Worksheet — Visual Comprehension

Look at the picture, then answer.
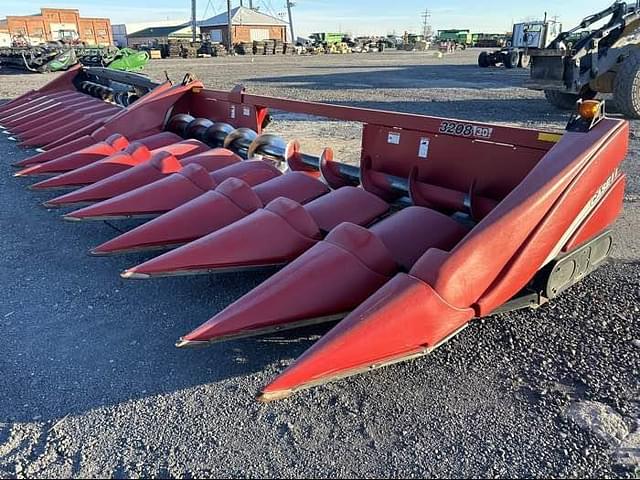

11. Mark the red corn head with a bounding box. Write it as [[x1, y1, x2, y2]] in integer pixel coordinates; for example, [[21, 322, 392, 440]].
[[91, 172, 330, 255], [15, 136, 102, 167], [14, 131, 181, 169], [18, 108, 118, 148], [15, 134, 130, 177], [0, 92, 72, 120], [4, 97, 98, 134], [16, 134, 193, 177], [0, 92, 85, 126], [0, 92, 77, 119], [32, 140, 218, 191], [258, 273, 475, 401], [30, 143, 152, 190], [122, 186, 390, 279], [64, 160, 282, 221], [46, 147, 205, 209], [176, 206, 470, 346], [16, 103, 116, 143], [8, 100, 97, 135]]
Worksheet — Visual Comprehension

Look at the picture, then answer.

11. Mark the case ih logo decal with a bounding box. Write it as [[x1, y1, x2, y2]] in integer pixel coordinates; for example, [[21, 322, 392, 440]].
[[439, 121, 493, 139]]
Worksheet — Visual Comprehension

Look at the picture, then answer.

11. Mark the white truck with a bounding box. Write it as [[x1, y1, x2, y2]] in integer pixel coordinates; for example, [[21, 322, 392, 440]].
[[478, 18, 562, 68]]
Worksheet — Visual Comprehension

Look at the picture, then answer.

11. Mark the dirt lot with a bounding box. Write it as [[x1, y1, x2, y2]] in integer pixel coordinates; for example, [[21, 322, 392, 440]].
[[0, 49, 639, 478]]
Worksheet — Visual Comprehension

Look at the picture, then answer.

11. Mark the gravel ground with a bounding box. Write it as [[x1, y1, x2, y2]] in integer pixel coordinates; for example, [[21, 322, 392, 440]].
[[0, 49, 638, 478]]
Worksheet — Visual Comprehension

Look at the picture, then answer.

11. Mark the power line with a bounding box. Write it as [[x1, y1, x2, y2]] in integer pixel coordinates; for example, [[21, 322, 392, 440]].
[[421, 8, 432, 38], [201, 0, 215, 19], [260, 0, 277, 16]]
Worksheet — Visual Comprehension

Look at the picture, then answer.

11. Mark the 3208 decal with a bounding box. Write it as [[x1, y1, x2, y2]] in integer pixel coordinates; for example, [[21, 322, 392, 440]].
[[438, 121, 493, 139]]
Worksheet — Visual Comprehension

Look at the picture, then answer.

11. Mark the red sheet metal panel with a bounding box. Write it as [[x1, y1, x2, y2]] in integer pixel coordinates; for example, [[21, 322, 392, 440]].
[[562, 175, 625, 252], [360, 124, 546, 201], [409, 119, 628, 313]]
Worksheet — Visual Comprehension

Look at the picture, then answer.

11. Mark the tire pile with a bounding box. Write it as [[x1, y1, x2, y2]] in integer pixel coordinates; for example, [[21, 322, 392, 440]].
[[198, 42, 228, 57], [167, 40, 200, 59], [234, 40, 291, 55], [236, 42, 254, 55]]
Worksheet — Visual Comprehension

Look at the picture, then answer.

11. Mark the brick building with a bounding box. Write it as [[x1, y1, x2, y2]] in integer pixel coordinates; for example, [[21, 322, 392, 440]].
[[0, 8, 112, 46], [199, 7, 287, 45]]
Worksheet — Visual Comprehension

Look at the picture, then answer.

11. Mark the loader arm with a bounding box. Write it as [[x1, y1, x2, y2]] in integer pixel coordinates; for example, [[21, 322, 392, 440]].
[[527, 2, 640, 93]]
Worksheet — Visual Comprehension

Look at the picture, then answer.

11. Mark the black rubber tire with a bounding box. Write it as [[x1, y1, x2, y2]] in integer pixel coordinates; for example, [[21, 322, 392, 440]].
[[519, 53, 531, 69], [613, 52, 640, 119], [478, 51, 490, 68], [503, 50, 519, 69], [544, 90, 581, 110]]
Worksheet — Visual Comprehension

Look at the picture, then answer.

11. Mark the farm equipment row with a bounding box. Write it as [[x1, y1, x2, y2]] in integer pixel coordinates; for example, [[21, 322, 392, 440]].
[[2, 66, 628, 401], [0, 44, 149, 73]]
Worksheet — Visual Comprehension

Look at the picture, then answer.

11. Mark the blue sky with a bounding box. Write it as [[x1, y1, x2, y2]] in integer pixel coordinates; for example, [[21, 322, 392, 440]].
[[2, 0, 614, 35]]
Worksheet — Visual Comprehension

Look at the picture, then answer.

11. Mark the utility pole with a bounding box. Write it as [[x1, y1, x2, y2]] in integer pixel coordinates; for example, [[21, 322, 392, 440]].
[[227, 0, 233, 53], [421, 8, 432, 39], [287, 1, 295, 44], [191, 0, 197, 42], [249, 0, 253, 8]]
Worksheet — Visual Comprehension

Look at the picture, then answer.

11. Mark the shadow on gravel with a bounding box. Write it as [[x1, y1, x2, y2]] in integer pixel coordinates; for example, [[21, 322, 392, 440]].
[[2, 253, 334, 423], [249, 64, 531, 90], [1, 141, 337, 423]]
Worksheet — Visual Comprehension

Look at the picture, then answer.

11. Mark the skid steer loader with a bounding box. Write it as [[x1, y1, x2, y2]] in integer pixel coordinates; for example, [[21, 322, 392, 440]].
[[526, 1, 640, 118]]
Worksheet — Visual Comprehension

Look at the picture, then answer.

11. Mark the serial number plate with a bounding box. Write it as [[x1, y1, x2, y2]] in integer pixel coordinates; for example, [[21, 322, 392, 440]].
[[438, 121, 493, 139]]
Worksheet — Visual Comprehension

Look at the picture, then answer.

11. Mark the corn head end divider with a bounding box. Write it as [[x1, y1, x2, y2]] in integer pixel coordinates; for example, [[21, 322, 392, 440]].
[[2, 67, 629, 401]]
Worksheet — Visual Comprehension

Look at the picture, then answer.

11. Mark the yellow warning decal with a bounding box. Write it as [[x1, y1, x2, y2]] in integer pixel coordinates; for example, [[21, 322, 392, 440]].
[[538, 133, 563, 143]]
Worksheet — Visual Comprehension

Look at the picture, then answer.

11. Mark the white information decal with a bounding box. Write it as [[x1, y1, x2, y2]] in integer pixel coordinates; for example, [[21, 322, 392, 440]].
[[439, 121, 493, 139], [230, 106, 236, 119], [387, 132, 401, 144], [418, 137, 430, 158], [243, 106, 251, 117]]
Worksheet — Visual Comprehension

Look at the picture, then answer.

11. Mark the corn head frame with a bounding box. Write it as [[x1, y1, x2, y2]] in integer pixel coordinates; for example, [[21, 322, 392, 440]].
[[2, 67, 629, 401]]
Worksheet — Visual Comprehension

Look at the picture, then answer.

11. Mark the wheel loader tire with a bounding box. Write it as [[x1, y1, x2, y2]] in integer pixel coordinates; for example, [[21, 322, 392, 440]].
[[478, 51, 490, 68], [519, 53, 531, 69], [503, 51, 519, 69], [544, 90, 581, 110], [613, 52, 640, 119]]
